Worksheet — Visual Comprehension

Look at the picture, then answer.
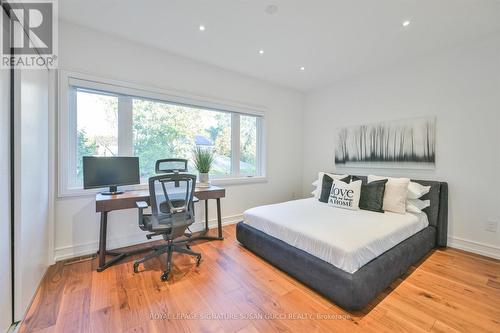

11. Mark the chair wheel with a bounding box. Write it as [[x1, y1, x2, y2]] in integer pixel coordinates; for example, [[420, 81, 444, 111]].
[[133, 262, 139, 273], [160, 272, 169, 281], [196, 255, 202, 266]]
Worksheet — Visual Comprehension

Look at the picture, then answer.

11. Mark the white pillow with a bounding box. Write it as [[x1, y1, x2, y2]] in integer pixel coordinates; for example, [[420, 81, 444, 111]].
[[406, 199, 430, 214], [368, 175, 410, 214], [328, 179, 362, 210], [313, 172, 349, 199], [408, 182, 431, 199], [310, 180, 319, 197]]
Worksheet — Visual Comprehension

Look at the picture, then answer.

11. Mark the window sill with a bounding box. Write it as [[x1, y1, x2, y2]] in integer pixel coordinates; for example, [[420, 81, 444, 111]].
[[58, 176, 268, 198], [210, 176, 267, 186]]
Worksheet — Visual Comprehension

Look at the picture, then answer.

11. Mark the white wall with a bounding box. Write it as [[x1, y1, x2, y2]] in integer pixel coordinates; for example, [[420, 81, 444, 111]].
[[14, 68, 50, 319], [302, 34, 500, 258], [53, 21, 304, 261], [0, 54, 12, 333]]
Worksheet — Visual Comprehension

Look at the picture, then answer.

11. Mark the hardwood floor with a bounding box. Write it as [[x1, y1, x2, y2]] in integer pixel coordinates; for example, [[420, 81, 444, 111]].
[[19, 224, 500, 333]]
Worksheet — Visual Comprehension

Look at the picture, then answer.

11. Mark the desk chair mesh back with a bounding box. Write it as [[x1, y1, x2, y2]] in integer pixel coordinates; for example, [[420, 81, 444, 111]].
[[154, 158, 196, 213], [134, 173, 201, 281]]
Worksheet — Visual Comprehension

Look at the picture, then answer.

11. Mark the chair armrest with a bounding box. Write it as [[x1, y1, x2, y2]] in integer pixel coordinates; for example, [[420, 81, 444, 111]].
[[136, 201, 149, 209], [136, 201, 150, 230]]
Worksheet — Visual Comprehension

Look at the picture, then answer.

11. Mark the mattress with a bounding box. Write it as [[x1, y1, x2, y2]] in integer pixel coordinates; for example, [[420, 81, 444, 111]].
[[243, 198, 429, 273]]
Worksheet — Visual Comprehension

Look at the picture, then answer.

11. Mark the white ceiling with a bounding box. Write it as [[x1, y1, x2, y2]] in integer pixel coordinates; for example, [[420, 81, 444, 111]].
[[60, 0, 500, 92]]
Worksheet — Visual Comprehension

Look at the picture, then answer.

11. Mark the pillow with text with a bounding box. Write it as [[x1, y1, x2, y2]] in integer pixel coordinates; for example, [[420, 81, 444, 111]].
[[328, 179, 362, 210]]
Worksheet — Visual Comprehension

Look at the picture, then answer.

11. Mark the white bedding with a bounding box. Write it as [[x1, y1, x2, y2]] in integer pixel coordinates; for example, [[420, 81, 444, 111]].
[[243, 198, 429, 273]]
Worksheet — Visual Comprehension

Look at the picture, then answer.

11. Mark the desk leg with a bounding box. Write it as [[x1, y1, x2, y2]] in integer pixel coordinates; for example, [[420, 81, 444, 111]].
[[205, 200, 209, 231], [96, 211, 151, 272], [216, 198, 223, 239], [183, 198, 224, 243], [97, 212, 108, 270]]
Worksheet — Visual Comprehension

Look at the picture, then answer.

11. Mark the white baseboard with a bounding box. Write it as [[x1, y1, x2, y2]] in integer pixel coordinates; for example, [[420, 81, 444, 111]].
[[447, 236, 500, 259], [53, 214, 243, 262]]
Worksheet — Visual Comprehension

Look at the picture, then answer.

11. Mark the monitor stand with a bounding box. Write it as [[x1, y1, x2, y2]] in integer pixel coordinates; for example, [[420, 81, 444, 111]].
[[101, 186, 124, 196]]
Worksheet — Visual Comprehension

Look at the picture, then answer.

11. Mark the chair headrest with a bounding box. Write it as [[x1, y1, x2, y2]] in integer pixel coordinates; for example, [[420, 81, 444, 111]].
[[155, 158, 188, 174]]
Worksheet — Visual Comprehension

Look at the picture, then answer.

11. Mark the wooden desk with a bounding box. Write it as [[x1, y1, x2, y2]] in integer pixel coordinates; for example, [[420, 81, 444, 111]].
[[95, 185, 226, 272]]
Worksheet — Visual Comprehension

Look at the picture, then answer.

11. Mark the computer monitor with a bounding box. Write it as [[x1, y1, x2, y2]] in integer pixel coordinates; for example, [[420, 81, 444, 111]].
[[83, 156, 140, 195]]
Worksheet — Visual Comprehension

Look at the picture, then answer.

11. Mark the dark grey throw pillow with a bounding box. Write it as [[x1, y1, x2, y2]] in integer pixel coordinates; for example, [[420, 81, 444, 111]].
[[319, 175, 351, 203], [352, 176, 387, 213]]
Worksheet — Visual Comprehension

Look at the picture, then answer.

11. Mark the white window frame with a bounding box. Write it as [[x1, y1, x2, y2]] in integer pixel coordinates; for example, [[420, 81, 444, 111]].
[[58, 70, 267, 197]]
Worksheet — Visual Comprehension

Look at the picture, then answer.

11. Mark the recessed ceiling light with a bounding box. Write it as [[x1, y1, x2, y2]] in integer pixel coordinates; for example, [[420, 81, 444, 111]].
[[265, 5, 278, 15], [199, 25, 206, 31], [300, 66, 305, 71], [402, 20, 410, 27], [259, 49, 264, 55]]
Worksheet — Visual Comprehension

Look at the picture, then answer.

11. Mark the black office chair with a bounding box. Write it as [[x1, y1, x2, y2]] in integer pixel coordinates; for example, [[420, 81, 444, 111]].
[[134, 173, 201, 281], [154, 158, 198, 213]]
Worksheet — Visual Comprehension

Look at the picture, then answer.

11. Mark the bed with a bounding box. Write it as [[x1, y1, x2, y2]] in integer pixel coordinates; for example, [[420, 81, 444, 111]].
[[236, 177, 448, 311]]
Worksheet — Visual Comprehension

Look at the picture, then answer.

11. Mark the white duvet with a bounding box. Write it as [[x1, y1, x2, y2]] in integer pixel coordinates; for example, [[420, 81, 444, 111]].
[[243, 198, 428, 273]]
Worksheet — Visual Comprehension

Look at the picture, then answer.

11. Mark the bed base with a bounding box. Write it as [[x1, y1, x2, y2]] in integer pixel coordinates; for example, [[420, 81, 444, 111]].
[[236, 222, 436, 311], [236, 178, 447, 310]]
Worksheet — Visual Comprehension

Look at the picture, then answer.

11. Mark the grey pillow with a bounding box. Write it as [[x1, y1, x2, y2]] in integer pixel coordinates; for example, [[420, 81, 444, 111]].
[[352, 176, 387, 213], [319, 174, 350, 203]]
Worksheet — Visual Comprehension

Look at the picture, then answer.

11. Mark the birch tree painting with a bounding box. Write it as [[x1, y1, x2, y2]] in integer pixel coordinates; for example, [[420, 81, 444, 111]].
[[335, 117, 436, 169]]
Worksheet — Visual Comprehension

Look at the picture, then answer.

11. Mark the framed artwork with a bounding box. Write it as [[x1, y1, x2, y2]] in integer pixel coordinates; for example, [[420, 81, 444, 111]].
[[335, 117, 436, 169]]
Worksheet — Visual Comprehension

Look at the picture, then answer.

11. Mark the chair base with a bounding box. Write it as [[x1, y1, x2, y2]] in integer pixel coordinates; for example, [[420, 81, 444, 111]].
[[133, 241, 202, 281]]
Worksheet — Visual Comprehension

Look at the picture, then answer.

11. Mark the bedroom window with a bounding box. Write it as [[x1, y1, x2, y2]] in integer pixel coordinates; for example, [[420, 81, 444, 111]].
[[240, 115, 259, 175], [75, 89, 118, 183], [131, 98, 233, 178], [59, 72, 266, 196]]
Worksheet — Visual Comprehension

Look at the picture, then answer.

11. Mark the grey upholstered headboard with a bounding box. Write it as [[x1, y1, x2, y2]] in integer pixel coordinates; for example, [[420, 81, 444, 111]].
[[347, 175, 448, 247]]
